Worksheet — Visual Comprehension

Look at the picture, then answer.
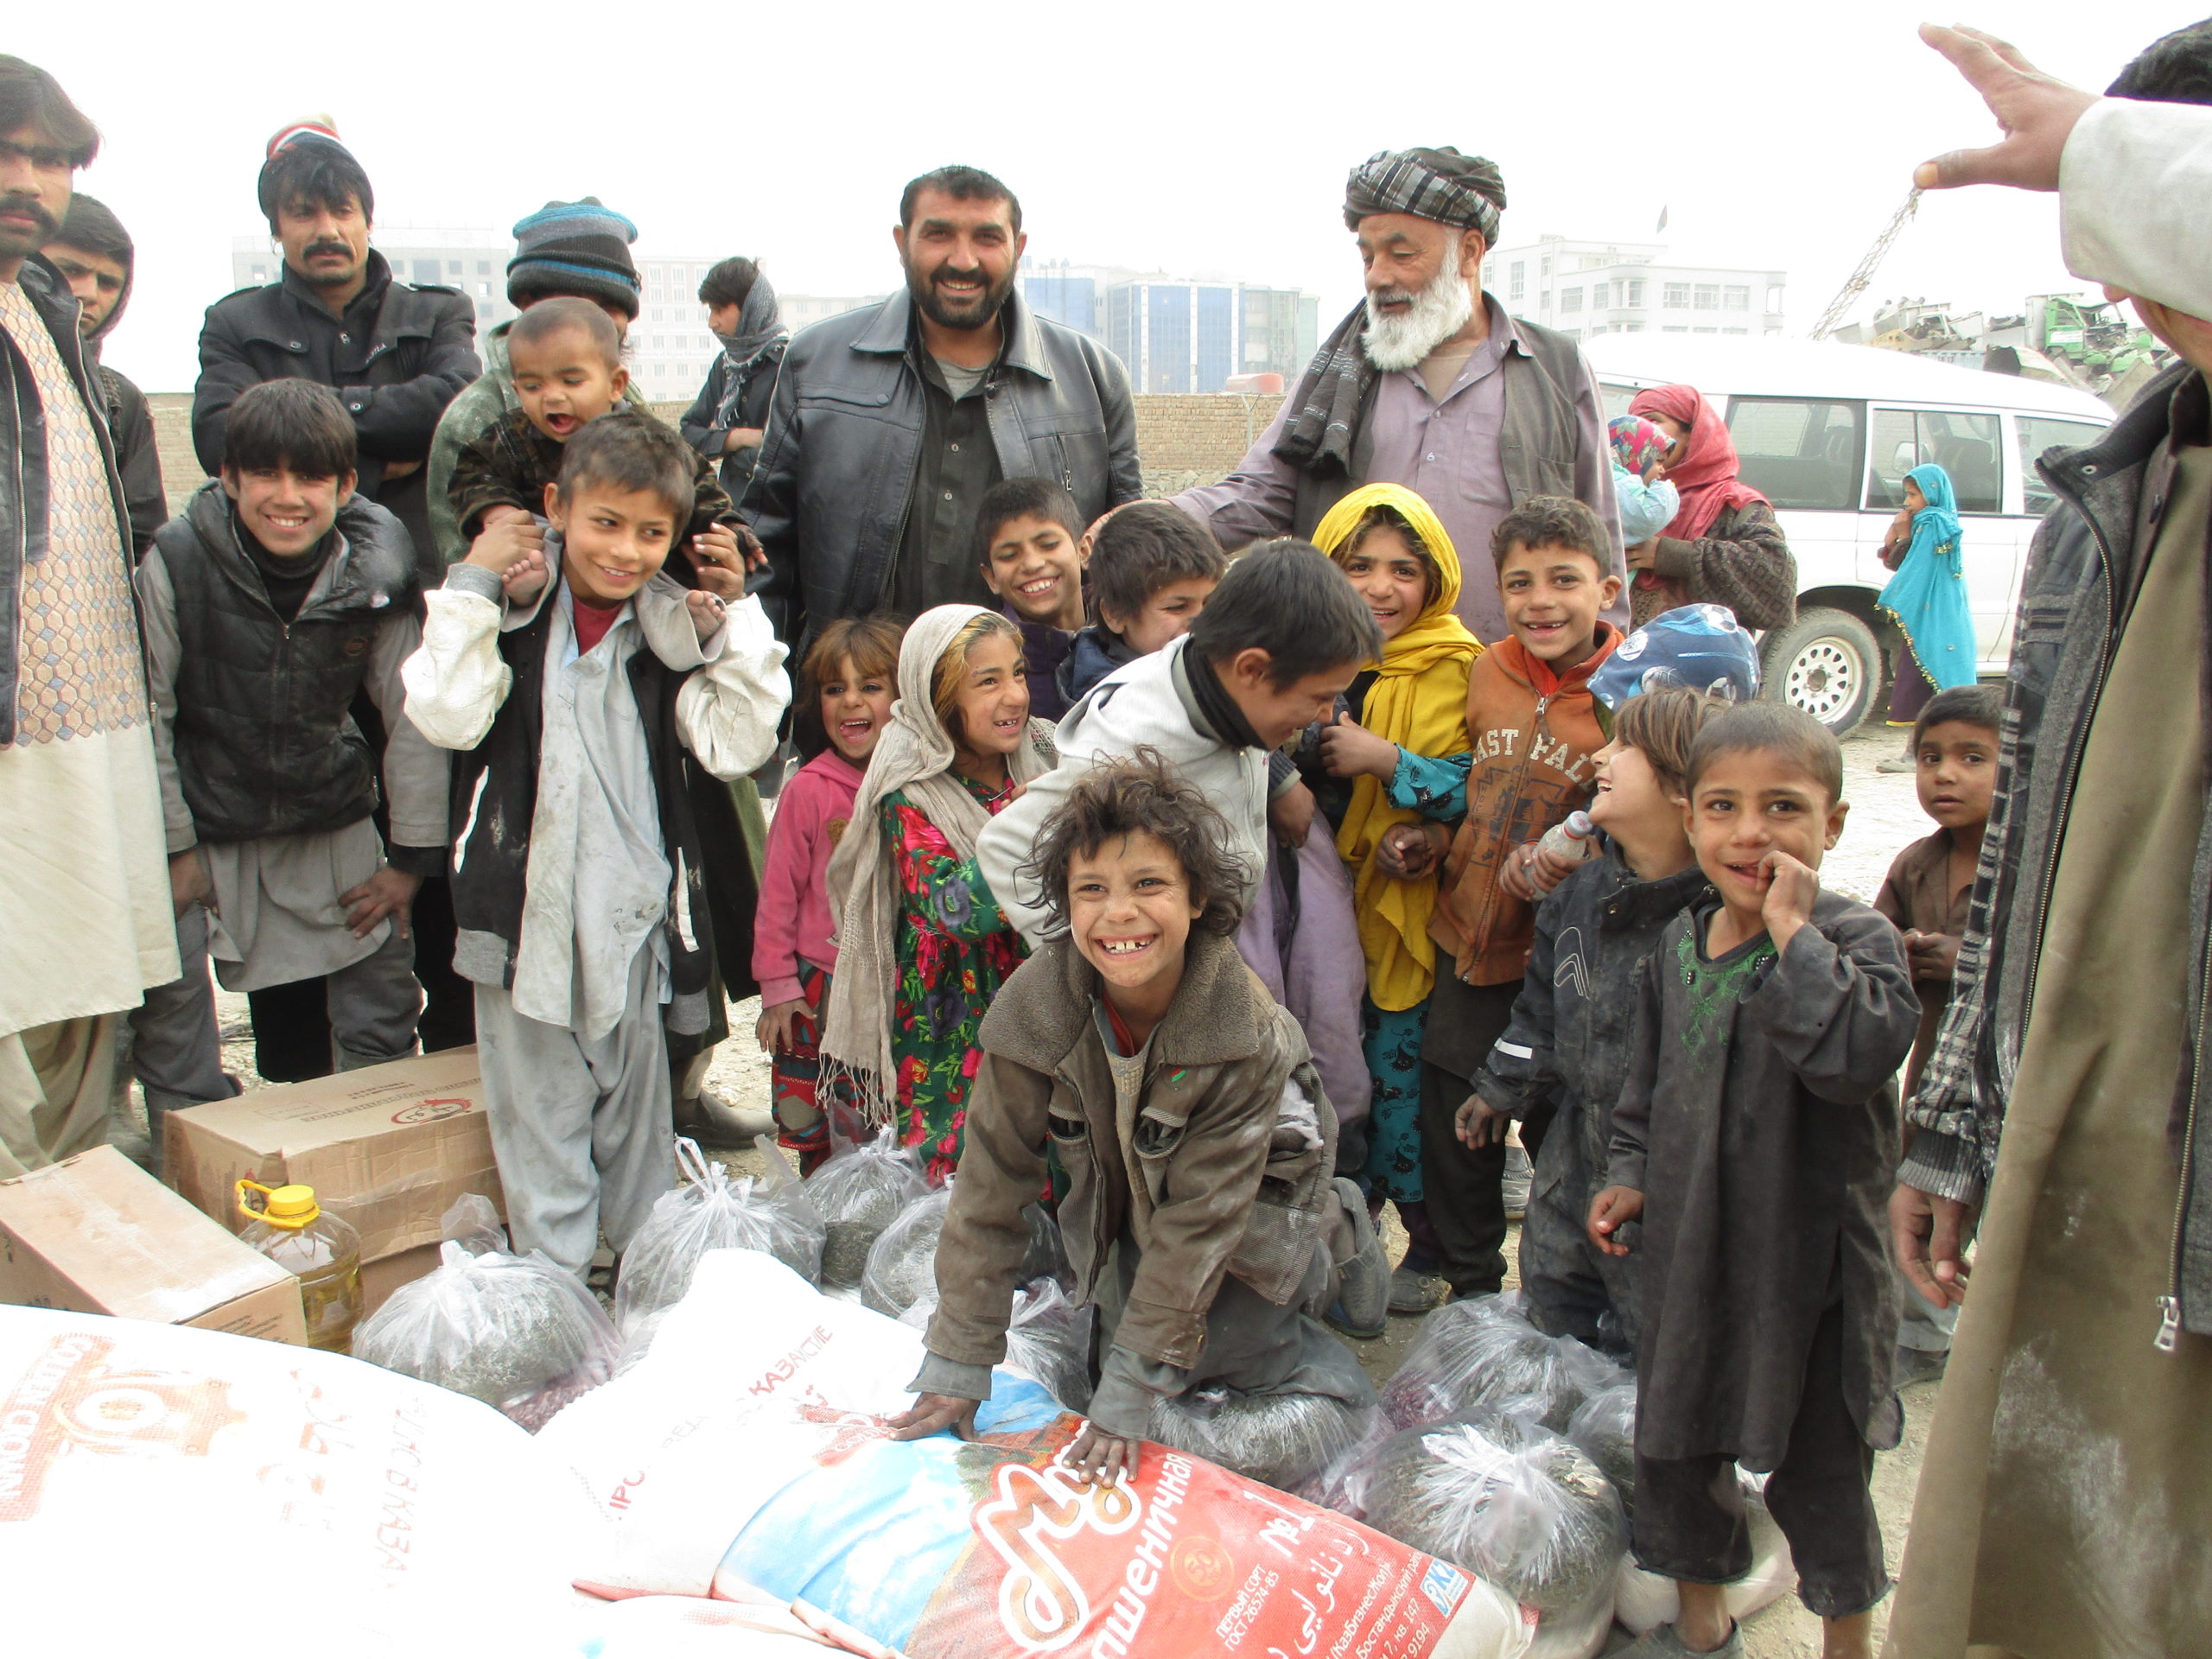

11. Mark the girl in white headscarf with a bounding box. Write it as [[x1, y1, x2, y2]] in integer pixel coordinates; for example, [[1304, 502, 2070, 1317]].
[[821, 605, 1056, 1179]]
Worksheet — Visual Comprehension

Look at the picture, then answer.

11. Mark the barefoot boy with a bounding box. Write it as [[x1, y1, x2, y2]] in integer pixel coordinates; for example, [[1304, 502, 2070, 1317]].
[[1589, 703, 1918, 1659]]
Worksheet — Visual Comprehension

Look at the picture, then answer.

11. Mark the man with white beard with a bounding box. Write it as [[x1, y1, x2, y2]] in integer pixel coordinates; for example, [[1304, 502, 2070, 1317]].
[[1175, 147, 1620, 641]]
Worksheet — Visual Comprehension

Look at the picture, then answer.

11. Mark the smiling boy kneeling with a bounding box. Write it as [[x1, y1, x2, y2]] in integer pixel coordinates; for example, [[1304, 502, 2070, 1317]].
[[893, 754, 1384, 1480], [403, 411, 789, 1278]]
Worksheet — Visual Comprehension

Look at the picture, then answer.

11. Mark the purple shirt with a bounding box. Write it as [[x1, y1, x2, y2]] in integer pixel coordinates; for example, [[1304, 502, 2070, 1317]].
[[1173, 297, 1624, 643]]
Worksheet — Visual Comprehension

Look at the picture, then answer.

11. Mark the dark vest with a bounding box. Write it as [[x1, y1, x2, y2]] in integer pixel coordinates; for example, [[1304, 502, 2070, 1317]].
[[444, 586, 722, 1020], [156, 485, 416, 843], [1290, 316, 1588, 539]]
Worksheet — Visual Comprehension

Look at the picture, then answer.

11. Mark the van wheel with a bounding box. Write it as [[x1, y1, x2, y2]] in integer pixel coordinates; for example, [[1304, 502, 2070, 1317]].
[[1761, 608, 1882, 735]]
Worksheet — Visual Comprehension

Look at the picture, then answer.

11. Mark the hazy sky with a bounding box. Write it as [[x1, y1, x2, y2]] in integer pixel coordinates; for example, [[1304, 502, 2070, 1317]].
[[13, 1, 2196, 393]]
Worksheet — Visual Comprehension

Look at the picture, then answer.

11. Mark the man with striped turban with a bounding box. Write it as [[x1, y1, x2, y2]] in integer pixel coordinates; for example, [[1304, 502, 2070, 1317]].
[[1175, 145, 1622, 643]]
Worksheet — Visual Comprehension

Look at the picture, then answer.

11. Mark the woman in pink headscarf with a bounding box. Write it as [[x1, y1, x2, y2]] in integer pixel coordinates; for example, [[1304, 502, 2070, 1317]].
[[1624, 385, 1798, 631]]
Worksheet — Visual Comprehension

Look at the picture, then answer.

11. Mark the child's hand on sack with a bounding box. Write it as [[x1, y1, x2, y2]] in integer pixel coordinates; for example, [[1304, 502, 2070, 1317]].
[[888, 1393, 982, 1443], [467, 514, 544, 577], [1587, 1185, 1644, 1257], [1317, 713, 1399, 779], [1065, 1422, 1141, 1486], [1904, 929, 1960, 981], [1456, 1097, 1511, 1148], [1758, 849, 1821, 948], [685, 588, 732, 641], [500, 546, 550, 605], [756, 998, 806, 1054]]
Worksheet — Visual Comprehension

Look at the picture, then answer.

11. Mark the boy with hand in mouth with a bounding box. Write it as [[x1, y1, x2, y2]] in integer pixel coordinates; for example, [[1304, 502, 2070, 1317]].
[[895, 755, 1380, 1481], [974, 476, 1088, 721], [447, 297, 755, 601], [1588, 703, 1917, 1659], [404, 412, 789, 1276]]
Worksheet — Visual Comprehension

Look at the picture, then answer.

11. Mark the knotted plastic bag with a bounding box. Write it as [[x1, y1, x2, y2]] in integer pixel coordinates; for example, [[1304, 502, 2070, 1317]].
[[353, 1198, 620, 1433], [1565, 1381, 1638, 1515], [902, 1277, 1096, 1412], [617, 1137, 825, 1336], [1149, 1385, 1382, 1492], [1381, 1293, 1627, 1433], [861, 1185, 1067, 1317], [1360, 1411, 1627, 1658], [805, 1128, 931, 1288]]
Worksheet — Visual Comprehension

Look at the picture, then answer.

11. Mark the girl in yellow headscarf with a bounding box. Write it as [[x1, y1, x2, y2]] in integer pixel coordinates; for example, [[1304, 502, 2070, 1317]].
[[1308, 484, 1480, 1309]]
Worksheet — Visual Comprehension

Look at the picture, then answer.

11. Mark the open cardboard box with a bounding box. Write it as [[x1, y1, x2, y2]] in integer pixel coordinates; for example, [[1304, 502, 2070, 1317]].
[[168, 1048, 505, 1270], [0, 1146, 306, 1343]]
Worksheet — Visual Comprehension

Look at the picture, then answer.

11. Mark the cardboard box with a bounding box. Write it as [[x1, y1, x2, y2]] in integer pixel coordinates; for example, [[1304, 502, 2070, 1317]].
[[168, 1048, 505, 1265], [359, 1241, 442, 1318], [0, 1146, 307, 1344]]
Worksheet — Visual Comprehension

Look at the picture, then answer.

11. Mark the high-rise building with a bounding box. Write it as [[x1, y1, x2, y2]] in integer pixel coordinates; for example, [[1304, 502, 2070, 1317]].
[[1488, 234, 1787, 341], [1099, 278, 1319, 394]]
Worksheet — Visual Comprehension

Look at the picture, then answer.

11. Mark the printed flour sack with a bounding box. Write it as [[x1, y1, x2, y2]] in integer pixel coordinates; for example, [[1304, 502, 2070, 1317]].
[[0, 1305, 588, 1655], [538, 1249, 1534, 1658]]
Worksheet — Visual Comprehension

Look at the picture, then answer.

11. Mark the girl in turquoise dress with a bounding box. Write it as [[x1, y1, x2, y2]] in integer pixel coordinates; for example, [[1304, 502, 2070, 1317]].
[[821, 605, 1056, 1180], [1878, 461, 1974, 727]]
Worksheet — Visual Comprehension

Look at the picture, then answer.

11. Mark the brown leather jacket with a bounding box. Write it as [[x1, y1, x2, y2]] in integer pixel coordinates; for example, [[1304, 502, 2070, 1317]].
[[927, 929, 1336, 1377]]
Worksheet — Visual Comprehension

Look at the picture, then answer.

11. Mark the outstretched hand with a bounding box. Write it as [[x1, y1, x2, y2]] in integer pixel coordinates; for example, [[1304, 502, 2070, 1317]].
[[1916, 23, 2098, 192]]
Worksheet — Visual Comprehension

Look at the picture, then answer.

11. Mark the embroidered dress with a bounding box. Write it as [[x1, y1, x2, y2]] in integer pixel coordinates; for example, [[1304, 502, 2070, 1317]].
[[885, 774, 1027, 1179]]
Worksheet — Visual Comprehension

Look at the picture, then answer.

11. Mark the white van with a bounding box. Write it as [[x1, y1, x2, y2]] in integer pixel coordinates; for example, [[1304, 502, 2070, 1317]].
[[1580, 334, 2113, 733]]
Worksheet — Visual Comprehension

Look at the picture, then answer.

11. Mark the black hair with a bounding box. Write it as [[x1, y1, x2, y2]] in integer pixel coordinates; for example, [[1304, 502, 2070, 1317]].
[[1017, 749, 1249, 939], [1685, 702, 1843, 804], [0, 58, 99, 168], [1188, 540, 1382, 688], [261, 142, 373, 235], [509, 296, 623, 369], [2109, 17, 2212, 105], [698, 257, 760, 310], [1491, 494, 1608, 571], [1914, 683, 2003, 746], [556, 409, 695, 526], [899, 164, 1021, 235], [52, 192, 129, 260], [974, 476, 1082, 568], [1090, 503, 1227, 628], [220, 378, 357, 480]]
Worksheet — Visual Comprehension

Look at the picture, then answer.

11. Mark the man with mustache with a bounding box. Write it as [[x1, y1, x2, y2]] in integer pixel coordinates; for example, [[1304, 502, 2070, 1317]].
[[746, 165, 1140, 645], [1175, 147, 1622, 643], [193, 118, 480, 590], [191, 118, 480, 1083], [0, 58, 179, 1179]]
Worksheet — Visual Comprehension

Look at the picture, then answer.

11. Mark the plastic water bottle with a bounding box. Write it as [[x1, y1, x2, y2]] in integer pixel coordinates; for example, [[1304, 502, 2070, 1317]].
[[237, 1179, 364, 1354], [1535, 810, 1598, 867]]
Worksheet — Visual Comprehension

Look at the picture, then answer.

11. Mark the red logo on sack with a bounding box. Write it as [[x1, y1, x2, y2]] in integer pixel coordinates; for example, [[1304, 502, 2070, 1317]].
[[974, 1459, 1141, 1649], [0, 1334, 244, 1522], [391, 1097, 474, 1125]]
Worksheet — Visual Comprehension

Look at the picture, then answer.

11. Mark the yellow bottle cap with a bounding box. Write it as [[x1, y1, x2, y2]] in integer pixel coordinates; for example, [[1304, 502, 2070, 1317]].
[[237, 1178, 321, 1229]]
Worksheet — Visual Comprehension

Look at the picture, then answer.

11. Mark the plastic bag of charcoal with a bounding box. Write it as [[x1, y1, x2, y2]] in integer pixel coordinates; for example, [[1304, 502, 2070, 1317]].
[[805, 1127, 931, 1289], [1382, 1291, 1630, 1433], [617, 1136, 825, 1343], [353, 1196, 621, 1433], [860, 1181, 1071, 1318], [1337, 1402, 1629, 1659]]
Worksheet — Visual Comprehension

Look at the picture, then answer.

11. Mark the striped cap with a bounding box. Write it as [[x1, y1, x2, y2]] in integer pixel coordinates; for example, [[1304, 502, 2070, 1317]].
[[506, 197, 641, 319]]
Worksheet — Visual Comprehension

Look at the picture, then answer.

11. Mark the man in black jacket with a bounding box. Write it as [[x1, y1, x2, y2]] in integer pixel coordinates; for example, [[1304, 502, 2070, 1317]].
[[41, 193, 163, 556], [193, 118, 479, 585], [193, 118, 480, 1077], [745, 165, 1140, 646]]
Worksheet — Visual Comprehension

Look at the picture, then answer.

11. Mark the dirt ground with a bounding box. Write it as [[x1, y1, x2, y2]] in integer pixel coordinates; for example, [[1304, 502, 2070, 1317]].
[[174, 722, 1939, 1654]]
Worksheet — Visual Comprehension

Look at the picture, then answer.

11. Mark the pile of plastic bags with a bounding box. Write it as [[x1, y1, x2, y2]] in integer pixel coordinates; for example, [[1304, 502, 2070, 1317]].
[[1382, 1292, 1627, 1433], [353, 1195, 620, 1432]]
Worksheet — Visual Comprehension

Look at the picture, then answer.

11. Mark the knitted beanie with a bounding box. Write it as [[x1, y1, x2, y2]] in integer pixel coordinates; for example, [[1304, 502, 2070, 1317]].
[[257, 115, 364, 221], [506, 197, 641, 319]]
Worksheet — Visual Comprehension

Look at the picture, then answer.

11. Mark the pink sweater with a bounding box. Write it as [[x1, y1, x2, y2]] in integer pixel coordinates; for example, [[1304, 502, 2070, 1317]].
[[751, 749, 868, 1006]]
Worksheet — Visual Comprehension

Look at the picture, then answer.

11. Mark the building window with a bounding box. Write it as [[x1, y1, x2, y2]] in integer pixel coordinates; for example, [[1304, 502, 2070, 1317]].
[[1561, 288, 1583, 313], [1626, 321, 1646, 333], [1590, 282, 1608, 309], [1663, 283, 1690, 308], [1694, 284, 1720, 310], [1724, 327, 1750, 335], [448, 260, 461, 275], [251, 264, 268, 283], [1587, 324, 1605, 336], [1626, 279, 1645, 307], [1694, 326, 1719, 334], [477, 282, 490, 297], [1540, 257, 1552, 279], [1510, 261, 1524, 300], [478, 260, 491, 276], [1766, 286, 1785, 313], [1724, 285, 1751, 311], [1662, 325, 1689, 333]]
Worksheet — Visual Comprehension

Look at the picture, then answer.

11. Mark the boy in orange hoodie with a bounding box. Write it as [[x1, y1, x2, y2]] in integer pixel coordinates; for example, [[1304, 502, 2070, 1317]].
[[1362, 495, 1622, 1300]]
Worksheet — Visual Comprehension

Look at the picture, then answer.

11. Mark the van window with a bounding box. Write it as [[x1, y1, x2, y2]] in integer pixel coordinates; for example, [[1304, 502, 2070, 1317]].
[[1866, 408, 2003, 513], [2016, 416, 2108, 515], [1724, 397, 1865, 511]]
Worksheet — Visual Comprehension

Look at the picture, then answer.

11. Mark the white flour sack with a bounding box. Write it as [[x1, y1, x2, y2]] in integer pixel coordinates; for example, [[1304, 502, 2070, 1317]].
[[0, 1306, 588, 1655]]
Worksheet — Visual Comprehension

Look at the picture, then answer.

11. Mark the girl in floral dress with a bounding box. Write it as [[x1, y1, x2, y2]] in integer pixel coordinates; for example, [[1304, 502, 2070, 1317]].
[[821, 605, 1057, 1180]]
